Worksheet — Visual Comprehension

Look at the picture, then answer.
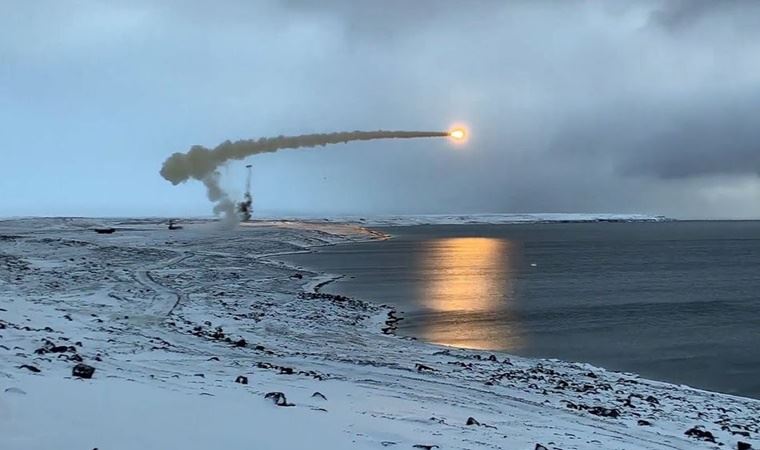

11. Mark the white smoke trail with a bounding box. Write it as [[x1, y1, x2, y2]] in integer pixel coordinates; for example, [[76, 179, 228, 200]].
[[160, 130, 449, 222]]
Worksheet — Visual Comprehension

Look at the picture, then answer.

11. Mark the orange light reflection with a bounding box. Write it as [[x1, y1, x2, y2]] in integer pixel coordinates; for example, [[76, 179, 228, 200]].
[[417, 237, 521, 351]]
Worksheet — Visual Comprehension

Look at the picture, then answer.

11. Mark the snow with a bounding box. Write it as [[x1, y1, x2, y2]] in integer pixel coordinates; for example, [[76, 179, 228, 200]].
[[1, 218, 757, 450], [256, 213, 670, 226]]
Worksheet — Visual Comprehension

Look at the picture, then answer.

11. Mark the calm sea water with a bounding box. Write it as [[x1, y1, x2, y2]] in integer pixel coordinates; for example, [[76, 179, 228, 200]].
[[281, 221, 760, 399]]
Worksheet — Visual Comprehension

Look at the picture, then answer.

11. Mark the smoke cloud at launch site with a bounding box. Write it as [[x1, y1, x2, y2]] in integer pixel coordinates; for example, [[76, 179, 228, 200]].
[[160, 131, 449, 221]]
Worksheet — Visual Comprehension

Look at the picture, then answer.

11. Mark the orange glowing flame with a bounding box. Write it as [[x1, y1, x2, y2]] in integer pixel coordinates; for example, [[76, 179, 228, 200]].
[[449, 128, 466, 140]]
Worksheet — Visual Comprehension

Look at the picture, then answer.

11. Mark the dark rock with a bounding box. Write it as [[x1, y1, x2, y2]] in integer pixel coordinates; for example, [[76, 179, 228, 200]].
[[684, 426, 716, 443], [19, 364, 41, 373], [210, 327, 225, 340], [207, 356, 220, 361], [412, 446, 439, 450], [279, 367, 294, 375], [535, 445, 549, 450], [233, 338, 247, 348], [738, 442, 752, 450], [644, 395, 659, 404], [72, 363, 95, 379], [234, 375, 248, 385], [730, 429, 751, 438], [50, 345, 71, 353], [265, 392, 293, 407], [637, 419, 652, 426], [466, 417, 480, 426], [415, 363, 436, 372], [587, 406, 620, 418], [311, 392, 327, 400]]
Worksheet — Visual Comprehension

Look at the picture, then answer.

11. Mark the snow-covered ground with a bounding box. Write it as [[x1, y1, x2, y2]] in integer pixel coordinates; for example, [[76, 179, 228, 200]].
[[1, 218, 756, 450], [257, 213, 670, 226]]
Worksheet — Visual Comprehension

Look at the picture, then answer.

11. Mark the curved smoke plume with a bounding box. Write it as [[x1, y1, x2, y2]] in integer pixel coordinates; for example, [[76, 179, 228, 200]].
[[160, 130, 449, 222]]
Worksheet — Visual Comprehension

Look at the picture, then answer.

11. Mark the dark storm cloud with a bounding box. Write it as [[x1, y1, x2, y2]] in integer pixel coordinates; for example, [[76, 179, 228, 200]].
[[649, 0, 760, 32], [279, 0, 760, 184], [550, 92, 760, 180], [154, 0, 760, 216], [3, 0, 760, 218], [618, 96, 760, 179]]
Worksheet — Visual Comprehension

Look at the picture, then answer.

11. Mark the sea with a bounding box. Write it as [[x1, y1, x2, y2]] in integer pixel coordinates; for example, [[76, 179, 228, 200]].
[[280, 221, 760, 399]]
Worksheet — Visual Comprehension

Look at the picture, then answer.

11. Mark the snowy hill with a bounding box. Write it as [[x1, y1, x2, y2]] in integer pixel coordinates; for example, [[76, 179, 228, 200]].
[[0, 218, 755, 450]]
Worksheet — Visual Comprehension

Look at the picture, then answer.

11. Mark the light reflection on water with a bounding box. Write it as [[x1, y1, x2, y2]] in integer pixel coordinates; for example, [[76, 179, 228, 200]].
[[416, 237, 521, 351]]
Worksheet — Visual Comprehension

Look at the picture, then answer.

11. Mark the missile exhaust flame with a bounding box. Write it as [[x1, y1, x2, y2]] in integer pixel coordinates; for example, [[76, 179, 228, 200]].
[[450, 128, 466, 140]]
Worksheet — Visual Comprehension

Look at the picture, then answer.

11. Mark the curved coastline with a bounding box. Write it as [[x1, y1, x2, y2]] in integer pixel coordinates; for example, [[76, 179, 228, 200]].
[[2, 217, 757, 450]]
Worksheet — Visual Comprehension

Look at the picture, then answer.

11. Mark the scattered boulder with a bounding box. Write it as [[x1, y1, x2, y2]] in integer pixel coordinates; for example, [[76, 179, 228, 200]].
[[19, 364, 41, 373], [412, 446, 439, 450], [72, 363, 95, 379], [684, 426, 716, 443], [738, 442, 752, 450], [535, 445, 549, 450], [234, 375, 248, 385], [466, 417, 480, 426], [233, 338, 247, 348], [587, 406, 620, 419], [265, 392, 293, 407], [637, 419, 652, 426], [311, 392, 327, 400], [415, 363, 436, 372], [279, 367, 294, 375]]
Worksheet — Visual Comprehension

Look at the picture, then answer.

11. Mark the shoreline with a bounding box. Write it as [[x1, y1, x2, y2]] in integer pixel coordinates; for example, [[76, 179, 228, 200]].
[[1, 217, 758, 450], [281, 224, 760, 403]]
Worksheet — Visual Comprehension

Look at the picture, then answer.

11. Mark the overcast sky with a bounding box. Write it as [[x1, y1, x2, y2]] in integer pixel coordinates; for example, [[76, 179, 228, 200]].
[[2, 1, 760, 219]]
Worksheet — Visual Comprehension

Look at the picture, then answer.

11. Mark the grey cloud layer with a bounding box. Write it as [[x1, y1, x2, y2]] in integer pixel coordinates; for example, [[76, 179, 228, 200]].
[[3, 0, 760, 218]]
